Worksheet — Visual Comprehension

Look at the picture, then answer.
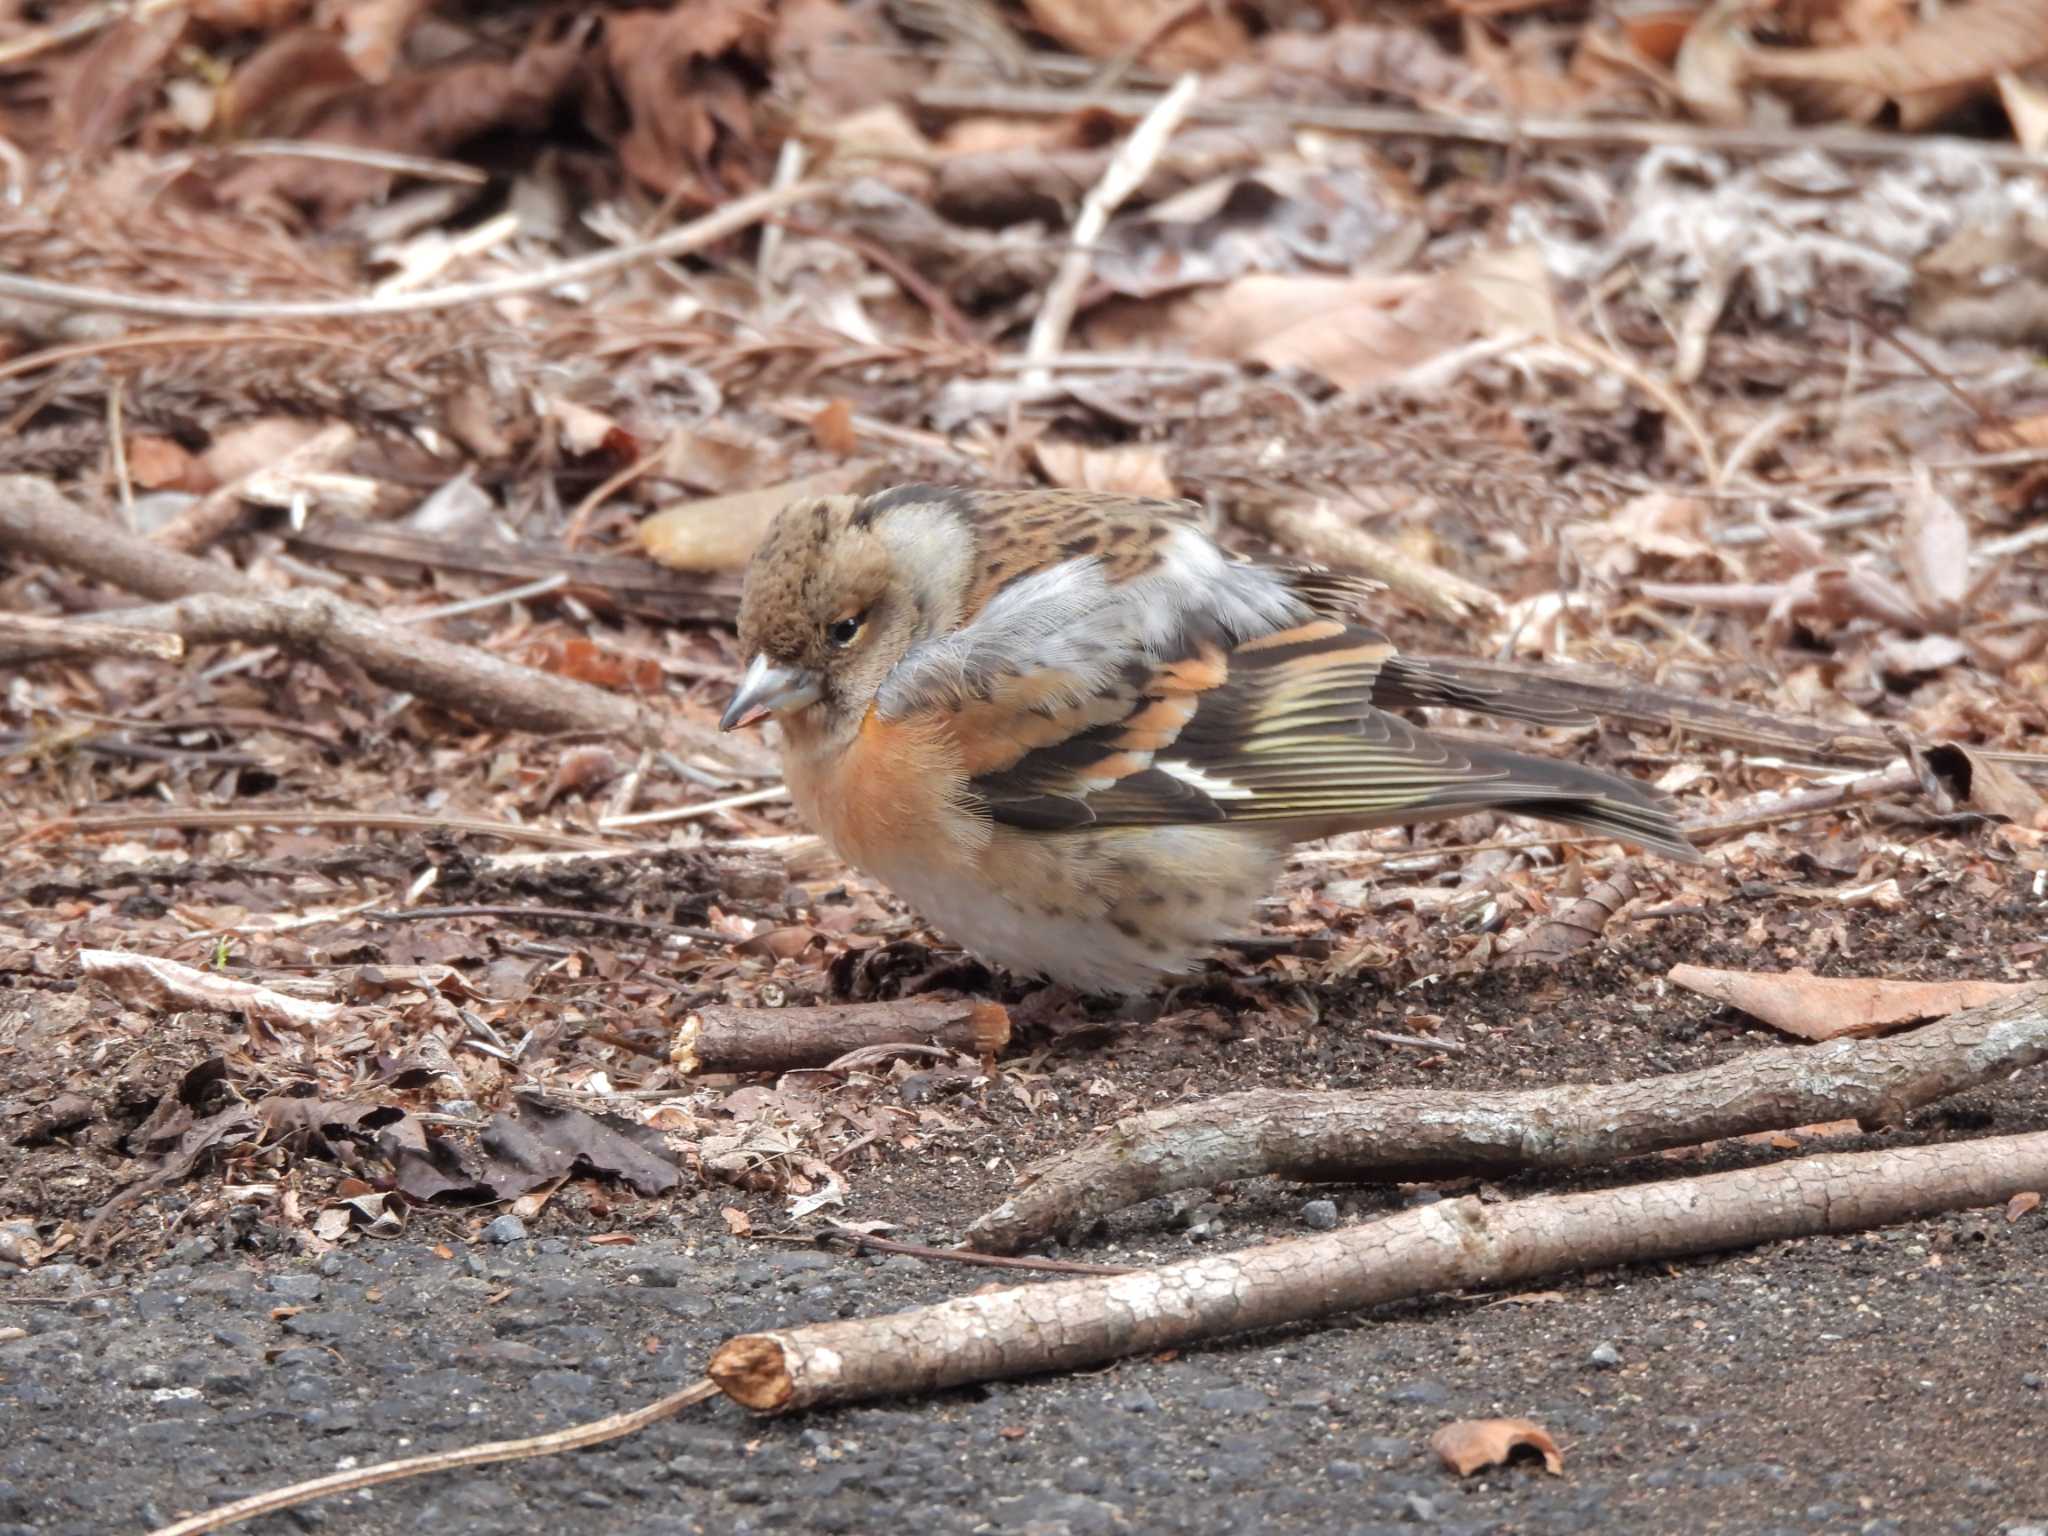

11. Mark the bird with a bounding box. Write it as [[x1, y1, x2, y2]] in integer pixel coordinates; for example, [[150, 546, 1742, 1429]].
[[721, 484, 1697, 993]]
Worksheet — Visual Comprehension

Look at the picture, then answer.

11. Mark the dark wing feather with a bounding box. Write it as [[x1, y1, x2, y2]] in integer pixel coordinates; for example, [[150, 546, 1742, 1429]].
[[972, 619, 1696, 861]]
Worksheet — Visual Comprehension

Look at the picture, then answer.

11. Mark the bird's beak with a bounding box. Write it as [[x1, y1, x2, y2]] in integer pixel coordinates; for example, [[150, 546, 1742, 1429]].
[[720, 654, 822, 731]]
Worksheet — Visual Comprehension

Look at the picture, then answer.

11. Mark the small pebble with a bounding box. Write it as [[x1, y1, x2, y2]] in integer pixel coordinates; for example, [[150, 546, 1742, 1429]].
[[482, 1214, 528, 1245], [1299, 1199, 1339, 1231], [1589, 1342, 1622, 1370]]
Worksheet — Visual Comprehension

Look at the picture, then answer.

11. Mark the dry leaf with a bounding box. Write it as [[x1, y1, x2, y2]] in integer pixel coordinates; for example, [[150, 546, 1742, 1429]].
[[1998, 70, 2048, 152], [1925, 743, 2048, 827], [1667, 964, 2033, 1040], [1021, 0, 1248, 69], [125, 435, 208, 493], [1033, 441, 1176, 499], [1431, 1418, 1564, 1477], [79, 948, 343, 1032], [639, 466, 879, 572], [2006, 1191, 2043, 1222], [201, 417, 331, 484], [1899, 466, 1971, 628], [1743, 0, 2048, 102], [720, 1205, 753, 1237], [810, 399, 858, 457], [1176, 270, 1484, 392]]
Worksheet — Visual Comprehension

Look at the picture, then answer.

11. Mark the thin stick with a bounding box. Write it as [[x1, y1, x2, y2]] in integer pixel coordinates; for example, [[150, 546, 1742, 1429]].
[[143, 1381, 719, 1536], [0, 182, 823, 321], [220, 139, 489, 184], [7, 809, 618, 853], [913, 83, 2048, 174], [600, 785, 791, 829], [1023, 72, 1201, 388], [364, 904, 726, 945]]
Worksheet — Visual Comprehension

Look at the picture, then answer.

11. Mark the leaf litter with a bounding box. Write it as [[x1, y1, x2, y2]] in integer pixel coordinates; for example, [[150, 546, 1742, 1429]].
[[0, 0, 2042, 1299]]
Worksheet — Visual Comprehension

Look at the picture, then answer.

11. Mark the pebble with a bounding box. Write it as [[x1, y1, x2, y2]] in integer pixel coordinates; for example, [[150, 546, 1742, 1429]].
[[1299, 1199, 1339, 1231], [1589, 1342, 1623, 1370], [1386, 1379, 1450, 1407], [482, 1214, 528, 1245]]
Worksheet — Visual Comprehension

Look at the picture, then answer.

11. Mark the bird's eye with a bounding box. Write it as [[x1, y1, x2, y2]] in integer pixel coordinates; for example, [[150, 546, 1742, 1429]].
[[824, 612, 865, 649]]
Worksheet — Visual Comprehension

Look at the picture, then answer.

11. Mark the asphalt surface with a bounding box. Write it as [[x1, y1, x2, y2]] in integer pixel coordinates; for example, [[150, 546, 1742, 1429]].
[[4, 1198, 2047, 1536]]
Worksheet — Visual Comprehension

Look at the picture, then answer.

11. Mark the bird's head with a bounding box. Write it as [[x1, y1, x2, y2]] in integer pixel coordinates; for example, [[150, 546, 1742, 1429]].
[[721, 488, 967, 743]]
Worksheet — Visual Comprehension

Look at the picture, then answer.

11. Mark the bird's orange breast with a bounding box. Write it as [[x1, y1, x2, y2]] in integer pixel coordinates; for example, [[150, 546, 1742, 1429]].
[[782, 704, 988, 877]]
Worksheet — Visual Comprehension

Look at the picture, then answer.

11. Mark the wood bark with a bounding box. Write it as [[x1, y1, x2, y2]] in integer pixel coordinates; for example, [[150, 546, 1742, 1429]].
[[966, 982, 2048, 1251], [673, 998, 1011, 1074], [0, 474, 740, 753], [0, 610, 184, 662], [713, 1130, 2048, 1414]]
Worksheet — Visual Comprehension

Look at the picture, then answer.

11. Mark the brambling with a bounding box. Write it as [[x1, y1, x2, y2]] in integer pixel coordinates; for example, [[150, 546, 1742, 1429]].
[[722, 485, 1696, 993]]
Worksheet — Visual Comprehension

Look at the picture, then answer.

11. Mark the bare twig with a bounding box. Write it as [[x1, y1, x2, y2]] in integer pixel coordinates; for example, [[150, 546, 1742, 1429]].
[[0, 182, 824, 321], [717, 1131, 2048, 1412], [966, 984, 2048, 1251], [914, 83, 2048, 175], [143, 1381, 719, 1536], [1240, 501, 1501, 622], [1023, 72, 1201, 389], [673, 998, 1012, 1075], [7, 809, 619, 855], [0, 477, 673, 743]]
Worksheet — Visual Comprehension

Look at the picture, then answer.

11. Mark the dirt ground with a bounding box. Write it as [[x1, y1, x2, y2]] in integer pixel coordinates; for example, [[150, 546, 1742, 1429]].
[[5, 854, 2047, 1535]]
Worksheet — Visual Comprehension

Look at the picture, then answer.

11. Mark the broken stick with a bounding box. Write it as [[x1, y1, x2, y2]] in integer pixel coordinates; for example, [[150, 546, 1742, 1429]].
[[0, 474, 725, 751], [714, 1129, 2048, 1413], [673, 998, 1010, 1074], [967, 982, 2048, 1251]]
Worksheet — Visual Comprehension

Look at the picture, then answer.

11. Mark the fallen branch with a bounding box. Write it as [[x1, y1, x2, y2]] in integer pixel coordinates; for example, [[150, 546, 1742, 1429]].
[[0, 611, 184, 663], [0, 476, 674, 744], [717, 1130, 2048, 1412], [672, 998, 1011, 1074], [1682, 761, 1920, 840], [142, 1124, 2048, 1535], [965, 982, 2048, 1251]]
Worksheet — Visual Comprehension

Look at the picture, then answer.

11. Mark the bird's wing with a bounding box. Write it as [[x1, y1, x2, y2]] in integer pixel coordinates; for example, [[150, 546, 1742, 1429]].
[[961, 616, 1694, 859], [870, 489, 1310, 731]]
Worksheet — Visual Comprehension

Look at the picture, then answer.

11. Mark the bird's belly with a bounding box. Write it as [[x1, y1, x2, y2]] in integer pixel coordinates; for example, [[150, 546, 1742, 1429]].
[[870, 824, 1289, 994]]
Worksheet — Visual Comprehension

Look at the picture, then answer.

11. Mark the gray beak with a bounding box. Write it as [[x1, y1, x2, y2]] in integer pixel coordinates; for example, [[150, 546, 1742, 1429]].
[[720, 654, 822, 731]]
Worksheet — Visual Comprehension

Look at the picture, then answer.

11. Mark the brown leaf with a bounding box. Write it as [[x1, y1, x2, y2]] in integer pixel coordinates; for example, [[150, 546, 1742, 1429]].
[[720, 1204, 753, 1237], [1021, 0, 1248, 69], [1998, 69, 2048, 152], [596, 1, 773, 197], [201, 417, 331, 484], [2006, 1190, 2043, 1222], [1171, 269, 1485, 392], [1431, 1418, 1564, 1477], [1924, 743, 2048, 827], [1743, 0, 2048, 101], [638, 466, 878, 572], [810, 399, 858, 457], [219, 19, 589, 221], [477, 1096, 681, 1200], [125, 435, 209, 493], [1667, 964, 2034, 1041], [1033, 441, 1177, 500]]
